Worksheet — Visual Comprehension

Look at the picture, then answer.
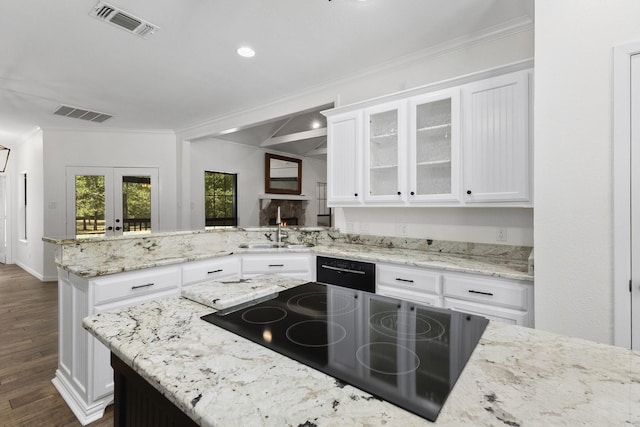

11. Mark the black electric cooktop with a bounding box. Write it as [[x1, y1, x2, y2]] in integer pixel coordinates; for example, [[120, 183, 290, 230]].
[[201, 282, 488, 422]]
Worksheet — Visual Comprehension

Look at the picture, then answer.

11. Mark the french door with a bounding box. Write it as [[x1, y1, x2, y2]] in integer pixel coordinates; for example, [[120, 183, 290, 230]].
[[0, 175, 5, 263], [631, 54, 640, 350], [66, 167, 159, 238]]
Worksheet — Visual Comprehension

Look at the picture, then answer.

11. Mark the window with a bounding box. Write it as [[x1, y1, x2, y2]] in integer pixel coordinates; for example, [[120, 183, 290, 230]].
[[205, 171, 237, 227], [317, 182, 331, 226]]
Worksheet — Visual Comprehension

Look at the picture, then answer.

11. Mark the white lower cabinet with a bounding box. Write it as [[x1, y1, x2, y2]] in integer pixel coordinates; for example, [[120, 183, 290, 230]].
[[182, 256, 241, 287], [56, 252, 315, 425], [443, 272, 534, 327], [375, 263, 533, 327], [376, 263, 443, 307], [241, 254, 314, 280], [54, 265, 181, 425]]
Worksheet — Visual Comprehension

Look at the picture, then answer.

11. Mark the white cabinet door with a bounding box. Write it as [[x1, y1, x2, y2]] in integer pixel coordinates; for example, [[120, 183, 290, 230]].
[[408, 88, 461, 203], [326, 111, 362, 206], [364, 101, 406, 204], [462, 71, 530, 203]]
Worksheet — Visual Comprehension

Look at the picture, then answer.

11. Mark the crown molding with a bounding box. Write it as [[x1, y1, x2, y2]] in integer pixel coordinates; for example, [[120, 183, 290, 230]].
[[177, 16, 534, 140]]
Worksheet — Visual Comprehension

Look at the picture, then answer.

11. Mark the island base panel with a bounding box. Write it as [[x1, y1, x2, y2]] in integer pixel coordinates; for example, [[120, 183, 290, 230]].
[[111, 354, 198, 427]]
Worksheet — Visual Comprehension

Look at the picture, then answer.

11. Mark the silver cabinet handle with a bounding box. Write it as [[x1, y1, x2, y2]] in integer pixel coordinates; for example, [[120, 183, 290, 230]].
[[468, 289, 493, 297], [321, 265, 365, 275], [131, 283, 154, 290], [207, 269, 223, 274], [395, 277, 414, 283]]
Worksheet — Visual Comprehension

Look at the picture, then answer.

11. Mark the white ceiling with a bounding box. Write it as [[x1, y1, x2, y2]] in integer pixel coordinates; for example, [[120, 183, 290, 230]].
[[0, 0, 534, 151]]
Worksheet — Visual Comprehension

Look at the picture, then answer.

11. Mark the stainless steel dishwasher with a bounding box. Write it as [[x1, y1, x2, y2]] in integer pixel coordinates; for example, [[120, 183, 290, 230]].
[[316, 256, 375, 292]]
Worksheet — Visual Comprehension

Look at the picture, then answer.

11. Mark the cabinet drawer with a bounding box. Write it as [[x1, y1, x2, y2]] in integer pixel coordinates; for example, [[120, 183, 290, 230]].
[[377, 264, 441, 295], [92, 266, 180, 305], [444, 298, 530, 327], [182, 256, 240, 286], [443, 274, 530, 310], [242, 254, 311, 275], [377, 283, 442, 307]]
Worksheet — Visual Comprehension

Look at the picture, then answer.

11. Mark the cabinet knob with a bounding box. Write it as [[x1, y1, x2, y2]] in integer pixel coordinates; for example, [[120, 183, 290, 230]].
[[397, 191, 401, 196], [354, 193, 358, 197], [467, 190, 472, 195], [410, 191, 415, 196], [107, 226, 113, 231]]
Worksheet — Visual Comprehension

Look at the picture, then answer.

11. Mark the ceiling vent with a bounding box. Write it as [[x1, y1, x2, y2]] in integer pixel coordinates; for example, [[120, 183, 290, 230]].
[[53, 105, 113, 123], [89, 1, 159, 38]]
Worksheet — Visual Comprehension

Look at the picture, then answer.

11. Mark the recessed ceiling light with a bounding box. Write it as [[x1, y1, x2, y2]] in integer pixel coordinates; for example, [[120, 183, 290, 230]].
[[237, 46, 255, 58], [311, 121, 321, 129]]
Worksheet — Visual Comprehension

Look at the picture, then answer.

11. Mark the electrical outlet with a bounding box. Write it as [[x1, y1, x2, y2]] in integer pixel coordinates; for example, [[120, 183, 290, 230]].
[[360, 222, 369, 233], [346, 222, 355, 233], [395, 223, 407, 236], [496, 227, 507, 242]]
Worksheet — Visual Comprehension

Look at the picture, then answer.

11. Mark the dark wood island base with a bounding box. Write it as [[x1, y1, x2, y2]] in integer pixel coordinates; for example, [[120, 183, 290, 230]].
[[112, 354, 199, 427]]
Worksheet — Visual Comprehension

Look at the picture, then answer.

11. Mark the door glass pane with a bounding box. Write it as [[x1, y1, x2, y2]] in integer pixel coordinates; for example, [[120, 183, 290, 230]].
[[415, 98, 452, 195], [369, 109, 398, 196], [121, 175, 151, 235], [75, 175, 106, 237]]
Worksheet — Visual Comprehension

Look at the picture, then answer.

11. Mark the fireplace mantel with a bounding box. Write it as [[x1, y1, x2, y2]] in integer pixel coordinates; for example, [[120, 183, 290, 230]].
[[259, 194, 310, 210]]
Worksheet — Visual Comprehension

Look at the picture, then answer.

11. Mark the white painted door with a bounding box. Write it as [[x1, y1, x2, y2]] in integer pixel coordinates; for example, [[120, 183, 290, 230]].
[[408, 88, 461, 203], [631, 54, 640, 350], [364, 101, 406, 204], [0, 175, 6, 263], [66, 167, 159, 238], [462, 71, 530, 203], [326, 111, 362, 206]]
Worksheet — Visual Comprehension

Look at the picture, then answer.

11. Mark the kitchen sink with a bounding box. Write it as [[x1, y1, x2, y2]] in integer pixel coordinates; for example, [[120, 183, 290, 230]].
[[238, 242, 283, 249], [285, 243, 314, 249], [238, 242, 314, 249]]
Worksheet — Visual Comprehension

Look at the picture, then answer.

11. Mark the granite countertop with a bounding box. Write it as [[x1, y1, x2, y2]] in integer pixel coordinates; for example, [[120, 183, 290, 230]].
[[181, 275, 307, 310], [59, 242, 532, 282], [84, 276, 639, 426]]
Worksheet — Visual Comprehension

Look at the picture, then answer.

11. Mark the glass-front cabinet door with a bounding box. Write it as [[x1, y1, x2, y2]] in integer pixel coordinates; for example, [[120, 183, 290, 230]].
[[364, 102, 406, 203], [408, 89, 460, 203]]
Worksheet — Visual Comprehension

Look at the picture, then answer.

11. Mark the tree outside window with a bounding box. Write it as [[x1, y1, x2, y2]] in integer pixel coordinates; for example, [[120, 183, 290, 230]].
[[205, 171, 237, 227]]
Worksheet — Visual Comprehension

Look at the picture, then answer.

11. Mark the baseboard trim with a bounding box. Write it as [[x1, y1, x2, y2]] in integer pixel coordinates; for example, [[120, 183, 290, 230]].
[[52, 371, 109, 426], [14, 260, 44, 281]]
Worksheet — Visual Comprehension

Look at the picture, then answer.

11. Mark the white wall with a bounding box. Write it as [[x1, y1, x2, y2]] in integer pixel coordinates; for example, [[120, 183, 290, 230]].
[[534, 0, 640, 344], [188, 138, 326, 228], [40, 129, 179, 277], [180, 26, 535, 244], [12, 129, 46, 279]]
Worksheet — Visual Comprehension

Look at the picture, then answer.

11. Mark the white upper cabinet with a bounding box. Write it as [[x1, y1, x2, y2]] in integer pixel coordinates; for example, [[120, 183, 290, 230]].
[[364, 101, 406, 203], [462, 71, 530, 203], [326, 111, 363, 206], [408, 89, 461, 203], [323, 68, 532, 207]]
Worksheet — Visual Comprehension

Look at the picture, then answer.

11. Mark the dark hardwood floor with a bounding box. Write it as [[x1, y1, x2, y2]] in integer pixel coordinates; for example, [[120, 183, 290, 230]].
[[0, 264, 114, 426]]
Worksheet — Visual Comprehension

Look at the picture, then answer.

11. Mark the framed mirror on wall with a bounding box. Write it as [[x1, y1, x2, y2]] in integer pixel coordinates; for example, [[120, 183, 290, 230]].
[[265, 153, 302, 195]]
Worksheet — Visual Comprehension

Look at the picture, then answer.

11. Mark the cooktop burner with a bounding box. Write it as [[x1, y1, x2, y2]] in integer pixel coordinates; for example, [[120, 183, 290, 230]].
[[201, 282, 488, 422]]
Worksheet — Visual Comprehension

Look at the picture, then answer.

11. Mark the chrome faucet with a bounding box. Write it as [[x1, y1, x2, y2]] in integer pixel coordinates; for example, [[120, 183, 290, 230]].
[[276, 222, 287, 244]]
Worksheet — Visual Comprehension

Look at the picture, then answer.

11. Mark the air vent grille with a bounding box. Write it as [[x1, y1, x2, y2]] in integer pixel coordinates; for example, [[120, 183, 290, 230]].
[[53, 105, 113, 123], [90, 1, 158, 38]]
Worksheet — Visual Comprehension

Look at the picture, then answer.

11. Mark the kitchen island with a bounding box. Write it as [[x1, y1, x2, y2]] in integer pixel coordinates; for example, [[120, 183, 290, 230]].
[[84, 277, 639, 426]]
